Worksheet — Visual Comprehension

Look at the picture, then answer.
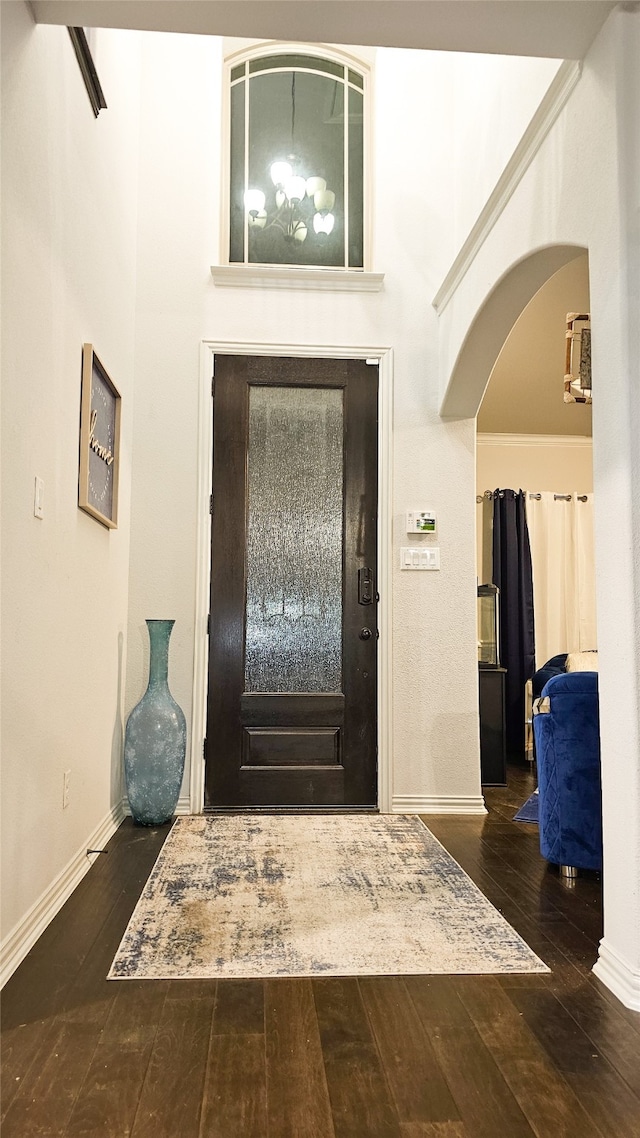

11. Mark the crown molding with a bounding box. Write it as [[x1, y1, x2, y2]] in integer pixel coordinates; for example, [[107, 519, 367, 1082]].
[[477, 432, 592, 447]]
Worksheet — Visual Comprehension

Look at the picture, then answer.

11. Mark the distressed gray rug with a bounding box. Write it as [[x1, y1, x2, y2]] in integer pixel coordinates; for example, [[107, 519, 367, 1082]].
[[108, 814, 549, 979]]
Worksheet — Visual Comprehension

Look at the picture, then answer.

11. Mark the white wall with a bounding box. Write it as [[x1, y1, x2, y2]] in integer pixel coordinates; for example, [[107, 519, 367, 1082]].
[[439, 7, 640, 1008], [125, 31, 220, 814], [0, 5, 141, 966], [126, 40, 559, 817], [450, 54, 561, 248]]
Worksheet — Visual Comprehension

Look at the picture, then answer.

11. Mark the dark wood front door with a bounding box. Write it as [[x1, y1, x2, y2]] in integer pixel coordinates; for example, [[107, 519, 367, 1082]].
[[205, 354, 378, 810]]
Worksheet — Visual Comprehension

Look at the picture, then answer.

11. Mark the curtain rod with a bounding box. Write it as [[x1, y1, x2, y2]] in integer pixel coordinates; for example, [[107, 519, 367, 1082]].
[[476, 490, 589, 503]]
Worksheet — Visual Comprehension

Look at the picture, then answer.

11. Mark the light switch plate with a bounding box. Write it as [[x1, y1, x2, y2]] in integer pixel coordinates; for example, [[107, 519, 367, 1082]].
[[400, 546, 440, 570]]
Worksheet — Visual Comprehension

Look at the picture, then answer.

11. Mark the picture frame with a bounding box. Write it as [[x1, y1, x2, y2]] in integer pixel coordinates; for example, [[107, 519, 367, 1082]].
[[564, 312, 592, 404], [78, 344, 121, 529]]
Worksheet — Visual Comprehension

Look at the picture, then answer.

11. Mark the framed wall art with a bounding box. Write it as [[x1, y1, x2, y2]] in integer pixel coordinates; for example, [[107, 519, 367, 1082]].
[[564, 312, 592, 404], [78, 344, 121, 529]]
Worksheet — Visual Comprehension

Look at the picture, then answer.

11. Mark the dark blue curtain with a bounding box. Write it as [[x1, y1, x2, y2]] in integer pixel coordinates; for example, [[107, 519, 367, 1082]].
[[492, 489, 536, 761]]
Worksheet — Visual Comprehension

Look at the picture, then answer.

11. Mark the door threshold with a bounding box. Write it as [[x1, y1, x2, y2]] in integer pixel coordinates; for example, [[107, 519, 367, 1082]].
[[204, 806, 380, 815]]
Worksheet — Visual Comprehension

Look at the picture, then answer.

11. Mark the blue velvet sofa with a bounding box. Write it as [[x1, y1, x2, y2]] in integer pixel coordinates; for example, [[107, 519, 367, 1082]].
[[533, 671, 602, 874]]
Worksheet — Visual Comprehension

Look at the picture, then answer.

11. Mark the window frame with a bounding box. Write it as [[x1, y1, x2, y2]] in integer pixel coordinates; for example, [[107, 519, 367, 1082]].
[[221, 41, 373, 273]]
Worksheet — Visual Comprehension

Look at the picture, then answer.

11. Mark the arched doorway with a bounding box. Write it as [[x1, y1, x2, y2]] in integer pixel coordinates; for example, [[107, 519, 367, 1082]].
[[440, 244, 588, 420]]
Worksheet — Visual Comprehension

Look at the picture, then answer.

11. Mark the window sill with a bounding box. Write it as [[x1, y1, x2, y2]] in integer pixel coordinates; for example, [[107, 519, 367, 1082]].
[[211, 264, 385, 292]]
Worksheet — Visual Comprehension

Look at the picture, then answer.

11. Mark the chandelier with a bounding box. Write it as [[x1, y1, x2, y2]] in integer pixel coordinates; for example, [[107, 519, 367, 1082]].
[[243, 73, 336, 246]]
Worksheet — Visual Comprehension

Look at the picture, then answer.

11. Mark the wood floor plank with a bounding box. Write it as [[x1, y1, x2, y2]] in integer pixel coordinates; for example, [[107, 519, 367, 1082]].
[[211, 979, 264, 1035], [1, 1021, 105, 1138], [568, 1066, 640, 1138], [129, 985, 216, 1138], [0, 1017, 59, 1121], [405, 977, 536, 1138], [509, 986, 617, 1075], [552, 981, 640, 1095], [265, 977, 335, 1138], [507, 985, 640, 1137], [64, 981, 170, 1137], [359, 977, 460, 1124], [313, 976, 402, 1138], [400, 1125, 470, 1137], [200, 1033, 266, 1138], [454, 975, 606, 1138]]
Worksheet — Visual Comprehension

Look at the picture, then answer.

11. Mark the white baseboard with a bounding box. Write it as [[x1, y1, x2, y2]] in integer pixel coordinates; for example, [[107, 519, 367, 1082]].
[[0, 800, 126, 989], [392, 795, 487, 815], [593, 938, 640, 1012]]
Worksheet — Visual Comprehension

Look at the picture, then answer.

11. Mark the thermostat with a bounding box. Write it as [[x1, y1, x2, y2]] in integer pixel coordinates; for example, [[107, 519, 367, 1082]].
[[406, 510, 436, 534]]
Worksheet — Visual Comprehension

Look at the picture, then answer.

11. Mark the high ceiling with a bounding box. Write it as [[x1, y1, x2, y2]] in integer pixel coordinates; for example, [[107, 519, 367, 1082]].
[[33, 1, 600, 440], [32, 1, 616, 60]]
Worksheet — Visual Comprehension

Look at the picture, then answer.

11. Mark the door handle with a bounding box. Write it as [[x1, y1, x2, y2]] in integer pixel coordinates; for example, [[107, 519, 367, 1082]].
[[359, 627, 372, 640], [358, 567, 373, 605]]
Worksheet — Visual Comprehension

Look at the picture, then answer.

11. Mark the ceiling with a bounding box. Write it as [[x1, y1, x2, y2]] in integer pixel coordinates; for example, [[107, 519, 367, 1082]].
[[477, 253, 592, 436], [32, 1, 616, 60]]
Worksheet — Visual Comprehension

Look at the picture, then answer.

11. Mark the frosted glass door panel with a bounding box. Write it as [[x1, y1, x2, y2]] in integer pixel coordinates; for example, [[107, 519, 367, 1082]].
[[245, 385, 344, 692]]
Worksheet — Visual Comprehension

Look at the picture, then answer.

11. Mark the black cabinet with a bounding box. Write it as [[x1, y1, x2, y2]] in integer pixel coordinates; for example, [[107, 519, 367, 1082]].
[[479, 666, 507, 786]]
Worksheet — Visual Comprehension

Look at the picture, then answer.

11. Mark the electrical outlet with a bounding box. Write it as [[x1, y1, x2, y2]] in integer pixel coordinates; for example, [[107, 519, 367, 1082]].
[[63, 769, 71, 809]]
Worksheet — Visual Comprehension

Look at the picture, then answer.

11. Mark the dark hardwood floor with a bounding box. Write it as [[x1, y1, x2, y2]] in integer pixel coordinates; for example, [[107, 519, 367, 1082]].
[[2, 764, 639, 1137]]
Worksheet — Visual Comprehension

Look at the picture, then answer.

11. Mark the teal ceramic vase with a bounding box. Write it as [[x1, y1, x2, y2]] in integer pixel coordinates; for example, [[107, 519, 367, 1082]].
[[124, 620, 187, 825]]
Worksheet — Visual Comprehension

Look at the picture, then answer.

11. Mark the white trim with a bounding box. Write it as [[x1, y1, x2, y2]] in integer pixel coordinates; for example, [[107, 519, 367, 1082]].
[[593, 939, 640, 1012], [392, 795, 488, 815], [211, 265, 385, 292], [192, 339, 394, 815], [189, 343, 215, 813], [220, 41, 374, 272], [433, 61, 582, 315], [0, 801, 125, 989], [377, 349, 394, 815], [477, 432, 592, 448], [224, 39, 374, 72]]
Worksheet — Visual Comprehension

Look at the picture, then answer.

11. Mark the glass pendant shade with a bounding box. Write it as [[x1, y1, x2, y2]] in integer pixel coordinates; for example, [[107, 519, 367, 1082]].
[[244, 187, 266, 214], [306, 176, 326, 197], [275, 189, 286, 208], [314, 188, 335, 212], [284, 175, 307, 203], [293, 223, 307, 242], [314, 212, 335, 235], [270, 160, 293, 186]]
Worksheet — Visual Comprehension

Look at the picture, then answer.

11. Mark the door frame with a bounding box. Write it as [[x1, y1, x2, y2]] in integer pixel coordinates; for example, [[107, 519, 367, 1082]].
[[190, 339, 394, 815]]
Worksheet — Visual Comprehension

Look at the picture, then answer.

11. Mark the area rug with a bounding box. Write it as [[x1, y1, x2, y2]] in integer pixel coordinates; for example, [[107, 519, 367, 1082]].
[[514, 789, 539, 823], [108, 814, 549, 980]]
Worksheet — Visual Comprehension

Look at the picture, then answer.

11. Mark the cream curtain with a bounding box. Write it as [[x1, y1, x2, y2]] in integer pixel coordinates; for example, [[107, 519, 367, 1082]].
[[526, 492, 597, 668]]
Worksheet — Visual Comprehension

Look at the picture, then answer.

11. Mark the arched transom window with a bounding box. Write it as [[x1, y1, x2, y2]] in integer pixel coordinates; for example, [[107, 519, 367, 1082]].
[[228, 50, 366, 270]]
